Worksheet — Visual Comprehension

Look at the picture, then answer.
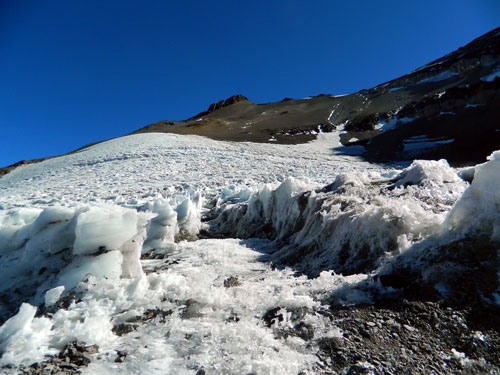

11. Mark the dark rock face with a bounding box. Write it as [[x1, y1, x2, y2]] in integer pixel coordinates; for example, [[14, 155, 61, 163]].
[[345, 114, 380, 132], [361, 77, 500, 163], [206, 94, 249, 113], [341, 28, 500, 164]]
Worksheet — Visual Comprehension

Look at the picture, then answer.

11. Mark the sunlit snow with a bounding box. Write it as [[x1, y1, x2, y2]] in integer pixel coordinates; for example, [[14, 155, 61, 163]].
[[0, 132, 498, 373]]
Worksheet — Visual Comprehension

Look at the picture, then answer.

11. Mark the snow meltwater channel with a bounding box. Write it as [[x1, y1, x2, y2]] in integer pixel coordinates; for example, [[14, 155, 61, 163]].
[[0, 133, 498, 374]]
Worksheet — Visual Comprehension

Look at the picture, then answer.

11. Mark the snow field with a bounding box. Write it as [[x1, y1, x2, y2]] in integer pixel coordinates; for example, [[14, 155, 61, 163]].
[[0, 133, 378, 371], [0, 133, 363, 210], [0, 132, 499, 373], [1, 238, 365, 374]]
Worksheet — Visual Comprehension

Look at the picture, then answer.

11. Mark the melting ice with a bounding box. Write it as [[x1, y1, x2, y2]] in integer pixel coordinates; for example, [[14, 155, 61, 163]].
[[0, 133, 498, 373]]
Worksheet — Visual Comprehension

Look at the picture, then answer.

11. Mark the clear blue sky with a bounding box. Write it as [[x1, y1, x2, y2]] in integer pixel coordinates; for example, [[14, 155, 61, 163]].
[[1, 1, 499, 167]]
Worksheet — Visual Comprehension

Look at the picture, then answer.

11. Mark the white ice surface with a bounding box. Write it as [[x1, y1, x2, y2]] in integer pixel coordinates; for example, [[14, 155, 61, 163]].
[[0, 133, 381, 371], [443, 150, 500, 241], [1, 239, 367, 374], [0, 132, 498, 372], [0, 133, 366, 210]]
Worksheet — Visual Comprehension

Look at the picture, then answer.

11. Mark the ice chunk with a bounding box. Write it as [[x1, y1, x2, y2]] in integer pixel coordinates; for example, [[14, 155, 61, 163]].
[[50, 301, 114, 349], [29, 206, 75, 235], [73, 206, 138, 255], [44, 286, 65, 307], [0, 208, 41, 227], [0, 303, 53, 366], [390, 159, 467, 208], [5, 206, 75, 259], [120, 229, 146, 278], [0, 203, 150, 313], [144, 200, 178, 249], [393, 159, 461, 187], [0, 225, 23, 253], [0, 303, 36, 350], [23, 215, 75, 257], [270, 178, 310, 238], [444, 150, 500, 240], [175, 193, 203, 237]]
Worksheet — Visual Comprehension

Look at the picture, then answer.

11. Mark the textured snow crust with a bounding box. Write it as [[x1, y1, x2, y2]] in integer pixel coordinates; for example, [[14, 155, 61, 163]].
[[378, 151, 500, 304], [213, 158, 470, 277], [0, 133, 498, 373], [444, 150, 500, 241], [0, 133, 354, 210]]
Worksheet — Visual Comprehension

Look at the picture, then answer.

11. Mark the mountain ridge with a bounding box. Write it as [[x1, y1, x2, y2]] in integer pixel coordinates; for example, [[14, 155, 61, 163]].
[[133, 26, 499, 164], [1, 27, 499, 175]]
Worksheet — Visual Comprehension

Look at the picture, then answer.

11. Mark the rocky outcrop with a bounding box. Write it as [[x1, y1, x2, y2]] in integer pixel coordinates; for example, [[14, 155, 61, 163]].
[[135, 26, 499, 165], [206, 94, 249, 113], [376, 27, 500, 93], [395, 78, 500, 120], [337, 27, 500, 164]]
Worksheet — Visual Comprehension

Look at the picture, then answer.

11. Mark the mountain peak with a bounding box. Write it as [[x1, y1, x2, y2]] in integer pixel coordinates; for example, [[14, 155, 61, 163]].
[[206, 94, 250, 113]]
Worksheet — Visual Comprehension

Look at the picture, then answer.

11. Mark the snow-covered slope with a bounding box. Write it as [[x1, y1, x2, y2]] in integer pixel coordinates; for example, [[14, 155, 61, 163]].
[[0, 133, 366, 209], [0, 132, 498, 373]]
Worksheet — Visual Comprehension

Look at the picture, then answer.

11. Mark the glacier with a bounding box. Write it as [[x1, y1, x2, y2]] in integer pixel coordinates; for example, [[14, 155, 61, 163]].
[[0, 132, 498, 373]]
